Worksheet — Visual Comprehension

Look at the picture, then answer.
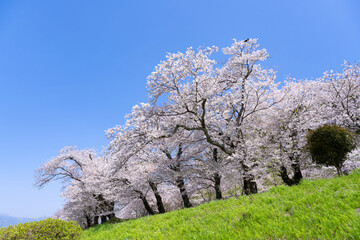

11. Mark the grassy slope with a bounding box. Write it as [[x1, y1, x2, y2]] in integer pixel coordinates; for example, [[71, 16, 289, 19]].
[[82, 170, 360, 240]]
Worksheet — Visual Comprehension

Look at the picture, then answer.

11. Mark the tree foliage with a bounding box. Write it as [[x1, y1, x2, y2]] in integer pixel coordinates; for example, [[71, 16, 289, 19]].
[[307, 124, 355, 176]]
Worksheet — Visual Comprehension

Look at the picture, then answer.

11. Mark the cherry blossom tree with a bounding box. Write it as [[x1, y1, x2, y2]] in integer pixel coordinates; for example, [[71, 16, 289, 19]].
[[318, 62, 360, 133], [262, 80, 323, 185], [146, 39, 284, 194], [107, 104, 201, 209], [35, 146, 117, 227]]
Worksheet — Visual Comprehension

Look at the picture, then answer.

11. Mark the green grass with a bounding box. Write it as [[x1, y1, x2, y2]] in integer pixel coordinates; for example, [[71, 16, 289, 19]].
[[82, 170, 360, 239]]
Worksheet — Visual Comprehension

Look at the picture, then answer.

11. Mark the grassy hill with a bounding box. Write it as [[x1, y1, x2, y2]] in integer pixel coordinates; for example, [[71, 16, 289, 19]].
[[82, 170, 360, 239]]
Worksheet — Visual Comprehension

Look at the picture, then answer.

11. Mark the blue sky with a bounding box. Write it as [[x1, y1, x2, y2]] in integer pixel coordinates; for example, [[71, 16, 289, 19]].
[[0, 0, 359, 218]]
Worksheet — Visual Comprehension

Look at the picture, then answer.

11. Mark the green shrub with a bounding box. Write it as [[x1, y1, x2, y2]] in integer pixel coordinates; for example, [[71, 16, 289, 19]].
[[307, 124, 355, 176], [0, 218, 82, 240]]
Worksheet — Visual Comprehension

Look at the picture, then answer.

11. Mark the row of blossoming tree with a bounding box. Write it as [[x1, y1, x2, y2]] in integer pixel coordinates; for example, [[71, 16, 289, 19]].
[[35, 39, 360, 228]]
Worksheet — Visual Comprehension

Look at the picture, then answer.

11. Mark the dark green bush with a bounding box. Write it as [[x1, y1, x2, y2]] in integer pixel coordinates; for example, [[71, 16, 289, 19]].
[[307, 124, 355, 176], [0, 218, 82, 240]]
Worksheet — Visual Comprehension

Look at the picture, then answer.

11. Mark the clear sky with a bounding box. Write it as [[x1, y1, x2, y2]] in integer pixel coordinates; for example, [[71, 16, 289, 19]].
[[0, 0, 359, 218]]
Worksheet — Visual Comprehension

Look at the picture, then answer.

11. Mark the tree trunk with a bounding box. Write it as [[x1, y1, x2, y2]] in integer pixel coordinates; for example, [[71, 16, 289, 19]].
[[149, 180, 166, 214], [335, 165, 343, 176], [243, 175, 258, 195], [94, 194, 115, 224], [176, 176, 192, 208], [106, 213, 116, 221], [279, 166, 292, 185], [85, 214, 92, 228], [291, 163, 303, 183], [279, 162, 303, 186], [93, 216, 99, 226], [100, 215, 107, 224], [212, 148, 223, 199], [213, 172, 222, 199], [105, 201, 116, 220], [136, 190, 155, 215], [241, 160, 258, 195]]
